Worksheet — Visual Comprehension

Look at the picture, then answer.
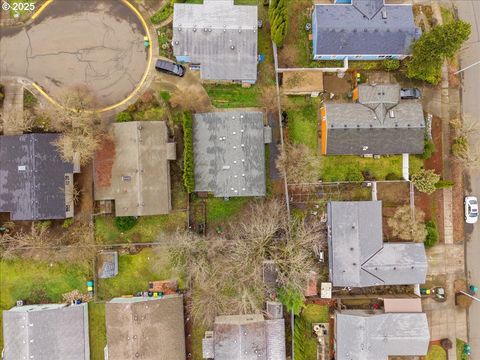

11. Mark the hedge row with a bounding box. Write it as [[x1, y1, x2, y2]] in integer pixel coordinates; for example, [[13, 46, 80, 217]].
[[183, 112, 195, 194], [269, 0, 288, 47]]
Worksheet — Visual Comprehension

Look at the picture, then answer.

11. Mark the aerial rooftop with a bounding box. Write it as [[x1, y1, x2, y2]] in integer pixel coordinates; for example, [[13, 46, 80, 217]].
[[206, 313, 286, 360], [335, 310, 430, 360], [106, 295, 186, 360], [321, 84, 425, 155], [193, 110, 270, 197], [173, 0, 258, 82], [313, 0, 421, 58], [2, 303, 90, 360], [327, 201, 428, 287], [94, 121, 176, 217], [0, 133, 77, 220]]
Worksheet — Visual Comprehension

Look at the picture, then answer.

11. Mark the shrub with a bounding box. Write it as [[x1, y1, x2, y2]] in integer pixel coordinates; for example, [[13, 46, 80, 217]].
[[160, 91, 171, 103], [346, 169, 364, 182], [424, 220, 439, 248], [183, 112, 195, 193], [422, 140, 436, 160], [383, 59, 400, 71], [150, 0, 174, 24], [435, 179, 454, 188], [62, 218, 74, 229], [411, 168, 441, 194], [114, 216, 137, 232], [269, 0, 288, 47], [116, 111, 133, 122], [452, 135, 469, 159], [142, 107, 165, 121], [278, 287, 305, 315]]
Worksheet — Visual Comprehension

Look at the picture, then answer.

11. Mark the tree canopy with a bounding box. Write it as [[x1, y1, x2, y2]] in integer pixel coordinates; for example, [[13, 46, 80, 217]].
[[407, 20, 471, 84]]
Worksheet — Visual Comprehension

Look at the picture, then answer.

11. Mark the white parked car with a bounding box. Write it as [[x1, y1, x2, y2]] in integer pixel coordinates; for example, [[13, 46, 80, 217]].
[[465, 196, 478, 224]]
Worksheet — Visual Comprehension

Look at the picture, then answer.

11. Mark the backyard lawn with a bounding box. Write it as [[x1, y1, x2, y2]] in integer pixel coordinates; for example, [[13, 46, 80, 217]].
[[0, 258, 91, 348], [204, 84, 260, 108], [88, 303, 107, 360], [206, 197, 251, 224], [285, 97, 320, 152], [321, 155, 424, 182], [95, 212, 186, 244], [96, 247, 184, 301], [294, 304, 330, 360]]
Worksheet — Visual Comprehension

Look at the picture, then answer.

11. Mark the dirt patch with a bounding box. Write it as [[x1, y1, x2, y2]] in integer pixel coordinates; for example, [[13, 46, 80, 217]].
[[93, 138, 115, 189], [425, 117, 443, 174], [451, 161, 464, 242], [76, 162, 95, 217], [323, 73, 352, 99]]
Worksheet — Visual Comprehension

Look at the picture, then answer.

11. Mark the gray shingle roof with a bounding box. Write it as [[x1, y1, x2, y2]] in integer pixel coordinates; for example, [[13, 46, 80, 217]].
[[324, 84, 425, 155], [0, 134, 75, 220], [94, 121, 175, 216], [193, 111, 267, 197], [212, 314, 286, 360], [313, 0, 421, 56], [336, 310, 430, 360], [106, 295, 186, 360], [327, 201, 427, 287], [173, 0, 258, 81], [2, 304, 90, 360]]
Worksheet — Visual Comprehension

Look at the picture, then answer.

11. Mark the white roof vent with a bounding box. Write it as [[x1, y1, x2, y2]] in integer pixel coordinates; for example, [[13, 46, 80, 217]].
[[18, 165, 27, 171], [389, 110, 395, 118], [382, 10, 387, 19]]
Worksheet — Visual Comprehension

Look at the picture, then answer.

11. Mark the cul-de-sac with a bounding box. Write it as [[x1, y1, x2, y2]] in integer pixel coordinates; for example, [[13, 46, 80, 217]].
[[0, 0, 479, 359]]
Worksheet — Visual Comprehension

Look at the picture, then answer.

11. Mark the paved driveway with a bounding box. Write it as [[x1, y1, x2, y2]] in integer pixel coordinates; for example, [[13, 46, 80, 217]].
[[0, 0, 148, 107]]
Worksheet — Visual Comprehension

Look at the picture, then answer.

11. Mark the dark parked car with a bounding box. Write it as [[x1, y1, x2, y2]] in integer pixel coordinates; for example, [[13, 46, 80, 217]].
[[400, 88, 421, 99], [155, 59, 185, 77]]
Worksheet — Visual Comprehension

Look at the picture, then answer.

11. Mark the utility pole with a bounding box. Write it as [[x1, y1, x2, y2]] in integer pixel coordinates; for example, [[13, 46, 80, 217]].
[[454, 60, 480, 75]]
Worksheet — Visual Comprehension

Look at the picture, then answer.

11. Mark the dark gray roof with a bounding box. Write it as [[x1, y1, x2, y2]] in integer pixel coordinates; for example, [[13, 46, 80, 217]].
[[313, 0, 421, 55], [324, 84, 425, 155], [106, 295, 186, 360], [0, 134, 74, 220], [213, 314, 285, 360], [173, 0, 258, 81], [327, 201, 427, 287], [193, 111, 266, 197], [2, 304, 90, 360], [336, 310, 430, 360]]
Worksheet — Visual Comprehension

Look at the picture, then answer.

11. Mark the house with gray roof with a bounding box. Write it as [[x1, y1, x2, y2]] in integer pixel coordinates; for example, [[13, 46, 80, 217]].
[[2, 303, 90, 360], [335, 310, 430, 360], [0, 133, 79, 221], [105, 295, 186, 360], [320, 84, 425, 155], [312, 0, 421, 61], [193, 111, 271, 197], [94, 121, 176, 217], [173, 0, 258, 83], [202, 312, 285, 360], [327, 201, 428, 287]]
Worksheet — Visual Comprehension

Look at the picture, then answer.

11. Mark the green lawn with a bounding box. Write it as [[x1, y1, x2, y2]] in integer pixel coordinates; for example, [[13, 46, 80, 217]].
[[191, 323, 208, 359], [204, 84, 260, 108], [286, 97, 320, 152], [294, 304, 330, 360], [0, 258, 91, 348], [321, 155, 423, 182], [88, 303, 107, 360], [441, 6, 455, 24], [96, 248, 184, 301], [427, 345, 447, 360], [206, 197, 250, 223], [95, 213, 186, 244]]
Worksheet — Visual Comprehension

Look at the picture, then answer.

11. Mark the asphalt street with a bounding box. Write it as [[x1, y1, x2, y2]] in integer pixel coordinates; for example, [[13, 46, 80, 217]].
[[0, 0, 148, 107], [455, 0, 480, 356]]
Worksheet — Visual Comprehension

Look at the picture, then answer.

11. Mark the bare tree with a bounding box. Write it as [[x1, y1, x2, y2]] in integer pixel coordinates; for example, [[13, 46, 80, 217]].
[[387, 205, 427, 243], [1, 110, 36, 134], [42, 86, 104, 165], [276, 142, 322, 183], [168, 199, 325, 327]]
